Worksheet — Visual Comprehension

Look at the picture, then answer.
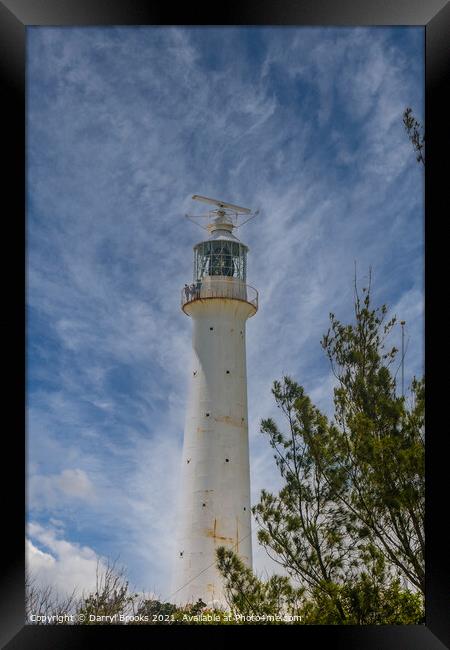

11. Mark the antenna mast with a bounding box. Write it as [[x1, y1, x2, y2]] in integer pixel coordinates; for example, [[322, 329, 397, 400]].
[[185, 194, 259, 231]]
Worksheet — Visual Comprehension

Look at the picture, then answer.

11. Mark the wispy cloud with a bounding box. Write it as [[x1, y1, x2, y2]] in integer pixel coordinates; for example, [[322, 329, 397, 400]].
[[27, 26, 424, 598], [28, 469, 95, 511]]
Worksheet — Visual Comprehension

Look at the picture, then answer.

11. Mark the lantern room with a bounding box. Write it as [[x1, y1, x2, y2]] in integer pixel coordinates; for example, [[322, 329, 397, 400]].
[[181, 196, 258, 314], [193, 231, 248, 282]]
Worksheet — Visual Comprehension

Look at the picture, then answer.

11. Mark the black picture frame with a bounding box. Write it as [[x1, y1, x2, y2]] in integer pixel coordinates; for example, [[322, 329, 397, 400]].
[[2, 1, 448, 647]]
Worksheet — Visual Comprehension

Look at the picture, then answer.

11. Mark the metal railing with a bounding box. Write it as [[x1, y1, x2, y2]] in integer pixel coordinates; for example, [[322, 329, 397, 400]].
[[181, 277, 258, 311]]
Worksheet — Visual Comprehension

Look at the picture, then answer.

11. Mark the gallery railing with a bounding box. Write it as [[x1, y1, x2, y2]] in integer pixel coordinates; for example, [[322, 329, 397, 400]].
[[181, 277, 258, 311]]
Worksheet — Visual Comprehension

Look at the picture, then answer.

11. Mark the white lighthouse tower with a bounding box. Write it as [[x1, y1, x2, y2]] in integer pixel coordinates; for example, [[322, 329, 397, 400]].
[[173, 195, 258, 608]]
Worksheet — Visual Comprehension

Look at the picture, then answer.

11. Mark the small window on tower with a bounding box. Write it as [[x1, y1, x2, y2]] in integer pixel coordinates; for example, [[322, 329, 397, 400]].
[[180, 551, 184, 557], [206, 413, 210, 417], [210, 327, 214, 331], [226, 370, 230, 374]]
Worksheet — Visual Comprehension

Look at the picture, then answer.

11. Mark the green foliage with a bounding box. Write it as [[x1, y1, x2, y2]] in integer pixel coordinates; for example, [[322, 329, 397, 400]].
[[402, 107, 425, 165], [131, 598, 178, 624], [216, 544, 423, 625], [299, 544, 424, 624], [170, 600, 236, 625], [216, 546, 303, 622], [254, 378, 355, 600], [76, 561, 138, 624], [317, 276, 424, 593], [300, 576, 424, 625], [27, 563, 231, 626], [216, 274, 425, 624]]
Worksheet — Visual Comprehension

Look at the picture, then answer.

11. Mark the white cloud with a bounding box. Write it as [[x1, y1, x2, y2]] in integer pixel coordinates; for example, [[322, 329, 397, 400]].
[[27, 522, 107, 599]]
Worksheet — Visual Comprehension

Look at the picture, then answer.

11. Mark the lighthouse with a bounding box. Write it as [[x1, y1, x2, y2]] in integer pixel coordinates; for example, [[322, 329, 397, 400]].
[[173, 195, 258, 607]]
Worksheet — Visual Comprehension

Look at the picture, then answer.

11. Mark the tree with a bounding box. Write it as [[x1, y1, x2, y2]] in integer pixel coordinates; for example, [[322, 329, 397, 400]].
[[299, 549, 424, 624], [217, 543, 423, 624], [253, 378, 357, 621], [25, 571, 78, 624], [26, 563, 223, 625], [403, 107, 425, 165], [216, 546, 303, 621], [318, 274, 424, 593], [132, 598, 178, 624], [75, 560, 139, 624], [217, 274, 424, 623]]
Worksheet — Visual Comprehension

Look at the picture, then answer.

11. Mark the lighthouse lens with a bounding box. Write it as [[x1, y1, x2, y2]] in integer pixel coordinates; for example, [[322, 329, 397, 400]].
[[194, 241, 247, 281]]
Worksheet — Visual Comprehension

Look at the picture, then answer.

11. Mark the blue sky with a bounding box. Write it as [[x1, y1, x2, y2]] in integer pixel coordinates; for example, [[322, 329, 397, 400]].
[[26, 26, 424, 601]]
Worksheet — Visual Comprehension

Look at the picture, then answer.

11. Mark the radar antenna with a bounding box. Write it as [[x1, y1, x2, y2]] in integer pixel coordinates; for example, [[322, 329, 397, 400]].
[[185, 194, 259, 231]]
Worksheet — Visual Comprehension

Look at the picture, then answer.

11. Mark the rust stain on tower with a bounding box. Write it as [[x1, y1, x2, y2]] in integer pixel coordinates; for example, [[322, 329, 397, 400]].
[[214, 415, 245, 429], [205, 518, 235, 544]]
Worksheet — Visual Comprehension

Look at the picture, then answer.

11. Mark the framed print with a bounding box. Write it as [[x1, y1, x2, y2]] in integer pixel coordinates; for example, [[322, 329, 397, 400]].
[[1, 0, 449, 647]]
